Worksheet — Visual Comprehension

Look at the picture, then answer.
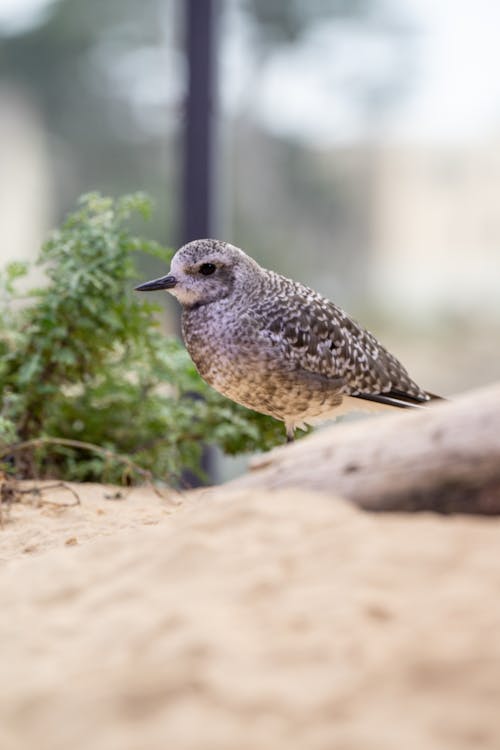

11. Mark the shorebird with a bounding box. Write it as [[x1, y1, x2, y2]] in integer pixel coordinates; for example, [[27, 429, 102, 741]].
[[136, 239, 438, 441]]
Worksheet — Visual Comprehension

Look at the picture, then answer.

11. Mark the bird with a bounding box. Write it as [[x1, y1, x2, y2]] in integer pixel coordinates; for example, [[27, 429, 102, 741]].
[[135, 239, 439, 442]]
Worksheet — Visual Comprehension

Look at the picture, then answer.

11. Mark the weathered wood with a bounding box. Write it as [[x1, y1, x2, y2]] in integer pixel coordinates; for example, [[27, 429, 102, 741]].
[[229, 383, 500, 514]]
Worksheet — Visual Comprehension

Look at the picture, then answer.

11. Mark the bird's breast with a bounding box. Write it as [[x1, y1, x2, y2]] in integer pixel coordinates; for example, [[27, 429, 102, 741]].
[[181, 302, 293, 417], [182, 303, 256, 388]]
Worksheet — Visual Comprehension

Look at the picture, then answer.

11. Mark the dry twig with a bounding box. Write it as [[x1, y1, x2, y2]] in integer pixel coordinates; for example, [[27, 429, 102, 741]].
[[0, 437, 168, 498]]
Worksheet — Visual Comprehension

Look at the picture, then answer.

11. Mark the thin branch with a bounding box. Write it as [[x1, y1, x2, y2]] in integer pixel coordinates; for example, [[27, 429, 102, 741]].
[[19, 481, 82, 508], [1, 437, 170, 498]]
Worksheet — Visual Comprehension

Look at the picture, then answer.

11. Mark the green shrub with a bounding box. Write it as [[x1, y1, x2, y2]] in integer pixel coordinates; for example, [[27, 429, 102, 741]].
[[0, 193, 290, 484]]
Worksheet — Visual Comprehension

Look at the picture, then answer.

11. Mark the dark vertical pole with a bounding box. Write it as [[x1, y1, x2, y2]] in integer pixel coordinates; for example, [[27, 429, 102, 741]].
[[181, 0, 218, 486], [182, 0, 217, 244]]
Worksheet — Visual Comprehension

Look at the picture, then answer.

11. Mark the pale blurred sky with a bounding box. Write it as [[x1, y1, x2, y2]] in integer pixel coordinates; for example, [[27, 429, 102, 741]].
[[2, 0, 500, 145], [0, 0, 54, 33], [390, 0, 500, 143], [233, 0, 500, 145]]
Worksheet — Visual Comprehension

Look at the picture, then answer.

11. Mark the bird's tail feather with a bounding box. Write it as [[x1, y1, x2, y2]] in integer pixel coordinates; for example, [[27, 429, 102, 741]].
[[354, 389, 444, 410]]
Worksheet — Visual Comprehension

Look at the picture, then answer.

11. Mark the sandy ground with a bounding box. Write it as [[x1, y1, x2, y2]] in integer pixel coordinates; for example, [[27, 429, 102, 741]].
[[1, 480, 500, 750]]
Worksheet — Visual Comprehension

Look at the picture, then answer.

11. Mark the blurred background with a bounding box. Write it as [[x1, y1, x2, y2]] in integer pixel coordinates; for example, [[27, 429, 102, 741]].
[[1, 0, 500, 401]]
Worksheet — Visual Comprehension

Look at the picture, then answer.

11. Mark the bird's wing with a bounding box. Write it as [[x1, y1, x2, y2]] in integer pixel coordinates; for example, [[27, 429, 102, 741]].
[[261, 275, 430, 406]]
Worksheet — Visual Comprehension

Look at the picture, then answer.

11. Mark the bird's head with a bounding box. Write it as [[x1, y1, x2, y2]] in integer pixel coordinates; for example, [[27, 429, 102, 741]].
[[135, 239, 260, 307]]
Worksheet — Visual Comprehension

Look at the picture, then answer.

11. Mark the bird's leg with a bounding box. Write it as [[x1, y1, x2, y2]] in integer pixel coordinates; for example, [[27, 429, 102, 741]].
[[285, 423, 295, 443]]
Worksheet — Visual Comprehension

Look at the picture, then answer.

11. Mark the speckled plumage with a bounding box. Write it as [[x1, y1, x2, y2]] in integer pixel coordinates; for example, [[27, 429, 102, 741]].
[[136, 239, 433, 439]]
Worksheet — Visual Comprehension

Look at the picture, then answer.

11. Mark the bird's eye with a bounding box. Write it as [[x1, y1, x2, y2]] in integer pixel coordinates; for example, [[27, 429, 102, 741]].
[[199, 263, 216, 276]]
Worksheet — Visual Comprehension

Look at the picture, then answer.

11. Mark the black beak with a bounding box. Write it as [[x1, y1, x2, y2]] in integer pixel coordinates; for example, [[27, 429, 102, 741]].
[[135, 274, 177, 292]]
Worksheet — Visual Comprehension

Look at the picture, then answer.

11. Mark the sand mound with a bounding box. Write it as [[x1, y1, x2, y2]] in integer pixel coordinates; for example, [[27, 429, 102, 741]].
[[1, 483, 500, 750]]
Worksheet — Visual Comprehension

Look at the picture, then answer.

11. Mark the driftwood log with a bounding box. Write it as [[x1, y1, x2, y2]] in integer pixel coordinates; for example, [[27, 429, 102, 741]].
[[229, 383, 500, 514]]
